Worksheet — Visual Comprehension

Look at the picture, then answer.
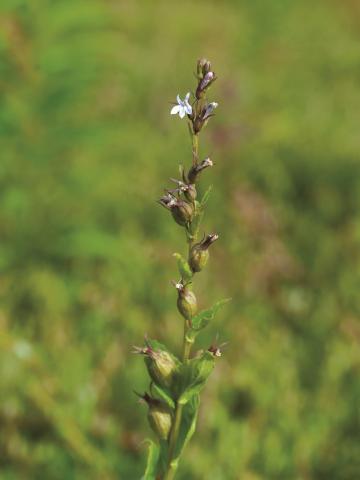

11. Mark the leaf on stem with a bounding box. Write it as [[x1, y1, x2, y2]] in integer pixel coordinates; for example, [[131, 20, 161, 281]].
[[173, 253, 193, 282], [177, 351, 215, 404], [191, 298, 231, 333], [152, 383, 175, 410], [142, 439, 160, 480], [200, 185, 213, 207], [173, 394, 200, 460]]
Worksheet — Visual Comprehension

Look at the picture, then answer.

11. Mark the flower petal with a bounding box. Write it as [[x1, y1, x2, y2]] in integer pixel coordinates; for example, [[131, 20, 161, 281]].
[[170, 105, 181, 115], [179, 108, 186, 119], [185, 92, 191, 102], [185, 103, 192, 115], [176, 94, 181, 105]]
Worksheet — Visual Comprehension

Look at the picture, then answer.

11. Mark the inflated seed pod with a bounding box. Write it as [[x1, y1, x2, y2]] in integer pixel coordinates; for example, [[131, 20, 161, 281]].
[[189, 233, 219, 273], [140, 393, 173, 441], [184, 183, 197, 203], [175, 283, 197, 320], [132, 345, 178, 389], [171, 200, 193, 226]]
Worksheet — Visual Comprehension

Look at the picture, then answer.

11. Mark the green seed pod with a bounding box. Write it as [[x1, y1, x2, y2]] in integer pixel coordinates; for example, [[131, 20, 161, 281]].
[[146, 350, 177, 388], [148, 401, 172, 440], [189, 247, 209, 273], [140, 393, 173, 441], [189, 233, 219, 273], [171, 200, 193, 226], [176, 283, 197, 320], [184, 183, 197, 202]]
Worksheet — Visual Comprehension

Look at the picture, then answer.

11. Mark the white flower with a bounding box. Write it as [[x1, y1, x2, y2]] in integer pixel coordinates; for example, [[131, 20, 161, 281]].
[[170, 93, 192, 119]]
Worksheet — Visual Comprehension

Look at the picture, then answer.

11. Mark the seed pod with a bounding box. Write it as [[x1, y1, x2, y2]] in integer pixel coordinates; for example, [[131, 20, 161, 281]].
[[189, 247, 209, 273], [184, 183, 197, 202], [187, 157, 213, 184], [171, 200, 193, 226], [169, 178, 197, 203], [132, 344, 178, 389], [175, 283, 197, 320], [189, 233, 219, 273], [146, 350, 177, 388], [140, 393, 173, 441]]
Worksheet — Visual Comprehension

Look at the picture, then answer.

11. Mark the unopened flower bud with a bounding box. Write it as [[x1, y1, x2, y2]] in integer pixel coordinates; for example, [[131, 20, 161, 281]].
[[202, 102, 218, 120], [193, 102, 219, 134], [133, 344, 178, 388], [196, 71, 217, 99], [187, 157, 214, 184], [139, 393, 173, 440], [175, 282, 197, 320], [189, 233, 219, 272], [197, 58, 211, 78]]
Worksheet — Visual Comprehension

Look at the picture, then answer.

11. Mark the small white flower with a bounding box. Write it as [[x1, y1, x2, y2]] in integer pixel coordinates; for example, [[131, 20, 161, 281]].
[[170, 93, 192, 119]]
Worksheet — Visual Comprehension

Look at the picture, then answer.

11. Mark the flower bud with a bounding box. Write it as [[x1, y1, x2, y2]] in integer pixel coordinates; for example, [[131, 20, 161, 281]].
[[175, 282, 197, 320], [197, 58, 211, 78], [139, 393, 173, 440], [187, 157, 214, 184], [196, 71, 217, 99], [197, 58, 207, 77], [193, 102, 219, 134], [189, 233, 219, 272], [133, 344, 178, 388]]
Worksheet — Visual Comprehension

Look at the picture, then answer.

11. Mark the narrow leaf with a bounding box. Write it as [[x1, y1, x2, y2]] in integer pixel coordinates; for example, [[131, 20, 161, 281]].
[[178, 351, 215, 404], [142, 439, 159, 480], [200, 185, 213, 207], [173, 394, 200, 460], [173, 253, 193, 282], [152, 383, 175, 410], [191, 298, 231, 332]]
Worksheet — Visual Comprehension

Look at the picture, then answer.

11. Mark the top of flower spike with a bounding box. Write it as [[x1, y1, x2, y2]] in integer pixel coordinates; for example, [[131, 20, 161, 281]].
[[170, 93, 192, 119]]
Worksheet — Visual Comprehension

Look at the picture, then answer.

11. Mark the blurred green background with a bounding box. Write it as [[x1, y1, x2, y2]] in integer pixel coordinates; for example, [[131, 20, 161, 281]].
[[1, 0, 360, 479]]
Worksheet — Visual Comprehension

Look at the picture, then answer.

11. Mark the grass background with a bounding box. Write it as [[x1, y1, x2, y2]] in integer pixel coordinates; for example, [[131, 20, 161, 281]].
[[0, 0, 359, 478]]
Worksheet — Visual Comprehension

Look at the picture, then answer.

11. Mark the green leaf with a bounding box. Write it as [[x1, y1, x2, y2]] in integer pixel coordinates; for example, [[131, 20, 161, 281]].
[[178, 351, 215, 404], [200, 185, 213, 207], [191, 298, 231, 332], [152, 383, 175, 409], [142, 439, 160, 480], [173, 253, 193, 282], [173, 394, 200, 460], [188, 209, 204, 238]]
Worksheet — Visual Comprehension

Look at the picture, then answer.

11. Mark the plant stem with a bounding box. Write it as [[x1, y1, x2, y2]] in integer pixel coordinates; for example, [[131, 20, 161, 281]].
[[163, 116, 200, 480], [192, 134, 198, 165]]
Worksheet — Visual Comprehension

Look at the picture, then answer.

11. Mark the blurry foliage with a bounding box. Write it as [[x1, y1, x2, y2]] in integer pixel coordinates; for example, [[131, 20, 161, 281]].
[[0, 0, 360, 479]]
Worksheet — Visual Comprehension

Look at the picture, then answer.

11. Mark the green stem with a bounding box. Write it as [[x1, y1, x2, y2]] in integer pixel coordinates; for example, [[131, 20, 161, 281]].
[[163, 322, 191, 480], [163, 113, 200, 480], [192, 134, 198, 165]]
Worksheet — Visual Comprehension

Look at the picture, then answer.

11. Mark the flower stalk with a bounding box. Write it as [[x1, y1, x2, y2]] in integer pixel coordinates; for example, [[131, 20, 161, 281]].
[[136, 59, 227, 480]]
